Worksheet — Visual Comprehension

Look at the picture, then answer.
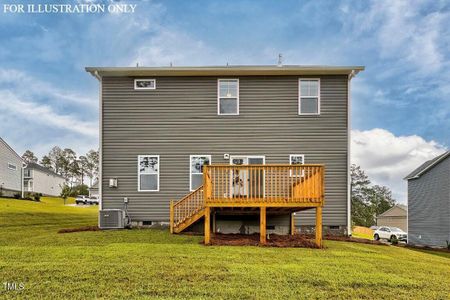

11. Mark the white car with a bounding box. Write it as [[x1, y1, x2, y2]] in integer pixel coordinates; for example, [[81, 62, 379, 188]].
[[87, 196, 99, 205], [75, 195, 89, 205], [373, 226, 407, 242]]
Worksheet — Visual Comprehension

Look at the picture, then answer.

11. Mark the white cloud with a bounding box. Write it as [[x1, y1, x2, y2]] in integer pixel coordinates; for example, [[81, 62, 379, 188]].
[[344, 0, 449, 75], [0, 90, 97, 138], [351, 128, 447, 203], [0, 68, 96, 107]]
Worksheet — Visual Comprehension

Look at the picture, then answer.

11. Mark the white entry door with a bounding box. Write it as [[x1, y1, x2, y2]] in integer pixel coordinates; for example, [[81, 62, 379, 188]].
[[230, 156, 265, 198]]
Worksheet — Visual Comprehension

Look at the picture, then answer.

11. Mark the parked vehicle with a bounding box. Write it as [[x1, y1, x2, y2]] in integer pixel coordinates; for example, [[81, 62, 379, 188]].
[[87, 196, 99, 205], [373, 226, 407, 242], [75, 195, 89, 205]]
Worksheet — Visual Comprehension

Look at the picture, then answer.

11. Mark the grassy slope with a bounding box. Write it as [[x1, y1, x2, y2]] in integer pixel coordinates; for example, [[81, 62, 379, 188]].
[[1, 197, 449, 299]]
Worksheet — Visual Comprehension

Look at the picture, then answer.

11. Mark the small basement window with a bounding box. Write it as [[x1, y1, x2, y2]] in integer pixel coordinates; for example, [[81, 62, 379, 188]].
[[299, 79, 320, 115], [134, 79, 156, 90], [218, 79, 239, 115], [8, 163, 17, 171], [138, 155, 159, 191]]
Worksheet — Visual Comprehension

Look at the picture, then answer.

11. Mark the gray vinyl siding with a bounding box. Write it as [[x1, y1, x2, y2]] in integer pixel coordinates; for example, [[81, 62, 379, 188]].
[[101, 75, 349, 226], [0, 140, 22, 194], [408, 156, 450, 247]]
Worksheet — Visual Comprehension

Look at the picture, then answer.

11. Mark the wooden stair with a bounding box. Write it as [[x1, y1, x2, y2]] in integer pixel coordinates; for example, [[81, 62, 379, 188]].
[[170, 185, 205, 234]]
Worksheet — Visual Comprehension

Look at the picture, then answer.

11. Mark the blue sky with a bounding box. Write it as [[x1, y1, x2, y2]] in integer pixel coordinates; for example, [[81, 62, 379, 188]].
[[0, 0, 449, 201]]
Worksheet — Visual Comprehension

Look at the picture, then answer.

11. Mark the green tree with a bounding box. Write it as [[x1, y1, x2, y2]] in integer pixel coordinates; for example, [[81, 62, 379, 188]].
[[40, 155, 52, 170], [21, 150, 38, 164], [351, 164, 396, 227], [84, 149, 99, 186]]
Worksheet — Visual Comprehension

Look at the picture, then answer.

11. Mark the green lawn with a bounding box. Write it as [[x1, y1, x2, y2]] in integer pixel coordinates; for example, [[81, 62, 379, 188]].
[[1, 197, 449, 299]]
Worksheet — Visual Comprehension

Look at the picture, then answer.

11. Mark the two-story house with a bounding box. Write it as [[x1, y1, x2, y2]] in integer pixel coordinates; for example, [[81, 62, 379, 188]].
[[0, 137, 25, 197], [24, 163, 66, 196], [86, 65, 364, 246], [404, 151, 450, 247]]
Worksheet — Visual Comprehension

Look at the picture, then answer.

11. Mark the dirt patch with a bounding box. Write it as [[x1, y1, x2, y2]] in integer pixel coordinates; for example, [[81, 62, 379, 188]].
[[58, 226, 100, 234], [208, 233, 321, 248], [206, 233, 386, 248]]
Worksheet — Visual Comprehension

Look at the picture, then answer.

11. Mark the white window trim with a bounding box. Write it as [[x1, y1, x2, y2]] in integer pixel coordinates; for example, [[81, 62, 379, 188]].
[[134, 79, 156, 90], [298, 78, 320, 115], [189, 155, 212, 192], [8, 163, 17, 171], [137, 155, 160, 192], [217, 78, 239, 115], [289, 154, 305, 177]]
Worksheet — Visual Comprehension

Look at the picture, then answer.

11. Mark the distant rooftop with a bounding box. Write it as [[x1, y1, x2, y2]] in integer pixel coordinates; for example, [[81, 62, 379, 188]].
[[86, 65, 364, 78], [26, 162, 66, 179], [404, 151, 450, 180]]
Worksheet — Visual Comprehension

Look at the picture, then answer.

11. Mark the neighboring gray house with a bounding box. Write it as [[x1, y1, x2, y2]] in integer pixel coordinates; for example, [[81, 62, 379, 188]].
[[0, 138, 24, 197], [405, 151, 450, 247], [87, 65, 364, 241], [376, 204, 407, 232], [24, 163, 66, 196]]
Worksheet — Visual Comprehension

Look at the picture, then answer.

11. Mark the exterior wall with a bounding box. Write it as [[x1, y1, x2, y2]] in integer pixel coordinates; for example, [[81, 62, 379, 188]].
[[25, 168, 66, 196], [0, 140, 23, 195], [101, 75, 349, 228], [376, 216, 407, 232], [408, 156, 450, 247]]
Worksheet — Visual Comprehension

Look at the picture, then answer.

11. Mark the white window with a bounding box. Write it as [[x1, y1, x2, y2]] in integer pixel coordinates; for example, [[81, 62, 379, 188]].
[[8, 163, 17, 171], [134, 79, 156, 90], [218, 79, 239, 115], [299, 79, 320, 115], [190, 155, 211, 191], [289, 154, 305, 177], [138, 155, 159, 191]]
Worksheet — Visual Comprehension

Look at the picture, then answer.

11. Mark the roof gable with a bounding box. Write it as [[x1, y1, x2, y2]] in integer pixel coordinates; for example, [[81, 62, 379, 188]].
[[377, 204, 407, 218], [404, 151, 450, 180]]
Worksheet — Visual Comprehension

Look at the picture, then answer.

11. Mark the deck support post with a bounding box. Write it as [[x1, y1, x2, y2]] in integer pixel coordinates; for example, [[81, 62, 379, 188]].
[[212, 210, 216, 234], [260, 206, 266, 244], [315, 206, 323, 248], [290, 213, 295, 235], [169, 200, 174, 234], [204, 206, 211, 245]]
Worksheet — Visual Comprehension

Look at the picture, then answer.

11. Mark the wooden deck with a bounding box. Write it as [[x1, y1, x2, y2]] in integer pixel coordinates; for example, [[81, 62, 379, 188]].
[[170, 164, 325, 246]]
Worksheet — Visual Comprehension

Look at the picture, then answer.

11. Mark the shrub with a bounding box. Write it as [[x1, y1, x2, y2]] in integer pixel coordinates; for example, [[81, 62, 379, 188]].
[[13, 193, 21, 199], [446, 240, 450, 250], [33, 193, 41, 202]]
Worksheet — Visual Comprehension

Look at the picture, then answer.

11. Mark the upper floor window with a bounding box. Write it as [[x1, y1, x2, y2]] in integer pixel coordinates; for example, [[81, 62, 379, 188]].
[[218, 79, 239, 115], [134, 79, 156, 90], [8, 163, 17, 171], [24, 169, 31, 177], [138, 155, 159, 191], [299, 79, 320, 115]]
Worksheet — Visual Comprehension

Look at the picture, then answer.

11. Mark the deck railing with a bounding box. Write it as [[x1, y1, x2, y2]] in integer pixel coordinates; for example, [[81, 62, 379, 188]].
[[203, 164, 324, 205], [171, 185, 204, 228]]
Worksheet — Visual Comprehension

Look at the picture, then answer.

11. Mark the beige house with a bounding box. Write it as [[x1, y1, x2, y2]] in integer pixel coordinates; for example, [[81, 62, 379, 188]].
[[376, 204, 407, 232]]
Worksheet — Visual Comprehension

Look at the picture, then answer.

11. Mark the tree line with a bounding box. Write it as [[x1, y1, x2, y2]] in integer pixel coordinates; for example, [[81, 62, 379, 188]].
[[351, 164, 396, 227], [21, 147, 99, 187]]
